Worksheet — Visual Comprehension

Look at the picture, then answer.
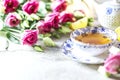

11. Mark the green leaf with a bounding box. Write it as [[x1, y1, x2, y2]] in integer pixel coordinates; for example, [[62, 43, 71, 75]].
[[20, 23, 25, 29], [87, 22, 93, 26], [87, 18, 94, 26], [38, 1, 47, 15], [88, 17, 94, 22], [41, 0, 51, 2], [44, 33, 51, 37], [43, 37, 56, 47], [2, 27, 21, 33], [62, 22, 71, 27], [38, 34, 44, 39], [58, 26, 72, 34], [27, 16, 34, 21], [6, 32, 20, 44], [30, 14, 40, 20], [51, 32, 60, 38], [14, 12, 22, 20], [38, 33, 51, 39], [17, 10, 25, 19], [22, 20, 29, 28], [33, 45, 43, 52], [105, 72, 112, 77], [45, 3, 52, 11]]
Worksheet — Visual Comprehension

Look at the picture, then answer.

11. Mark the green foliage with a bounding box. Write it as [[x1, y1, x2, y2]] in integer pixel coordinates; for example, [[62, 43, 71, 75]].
[[43, 37, 56, 47], [6, 32, 20, 44], [58, 26, 72, 34], [33, 45, 44, 52]]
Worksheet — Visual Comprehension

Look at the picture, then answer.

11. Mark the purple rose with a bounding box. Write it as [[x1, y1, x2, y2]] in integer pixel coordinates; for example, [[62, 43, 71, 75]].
[[45, 12, 59, 28], [5, 13, 20, 27], [104, 54, 120, 74], [37, 21, 52, 34], [22, 0, 39, 14], [51, 0, 67, 12], [21, 30, 38, 46], [3, 0, 19, 14], [59, 12, 74, 23]]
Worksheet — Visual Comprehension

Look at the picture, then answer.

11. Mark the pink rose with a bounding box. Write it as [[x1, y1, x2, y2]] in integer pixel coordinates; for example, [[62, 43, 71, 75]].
[[45, 12, 59, 28], [104, 54, 120, 74], [3, 0, 19, 14], [51, 0, 67, 12], [59, 12, 74, 23], [21, 30, 38, 46], [37, 21, 52, 34], [5, 13, 20, 27], [22, 0, 39, 14]]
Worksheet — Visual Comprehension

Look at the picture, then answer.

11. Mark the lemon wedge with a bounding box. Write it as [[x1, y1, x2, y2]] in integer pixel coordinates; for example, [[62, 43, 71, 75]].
[[115, 27, 120, 41], [71, 17, 88, 30]]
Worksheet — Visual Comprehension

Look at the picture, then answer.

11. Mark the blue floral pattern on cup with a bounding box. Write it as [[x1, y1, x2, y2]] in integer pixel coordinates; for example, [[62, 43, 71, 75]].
[[62, 39, 105, 64]]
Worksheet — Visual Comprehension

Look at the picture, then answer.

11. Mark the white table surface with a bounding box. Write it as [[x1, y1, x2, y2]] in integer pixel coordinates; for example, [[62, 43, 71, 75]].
[[0, 22, 116, 80]]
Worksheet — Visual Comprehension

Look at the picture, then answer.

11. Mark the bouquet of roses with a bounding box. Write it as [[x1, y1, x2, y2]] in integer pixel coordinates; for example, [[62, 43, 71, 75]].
[[0, 0, 93, 51]]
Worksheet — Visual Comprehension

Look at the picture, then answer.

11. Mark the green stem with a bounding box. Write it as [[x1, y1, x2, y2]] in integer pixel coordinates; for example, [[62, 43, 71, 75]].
[[7, 28, 21, 33], [10, 32, 21, 39]]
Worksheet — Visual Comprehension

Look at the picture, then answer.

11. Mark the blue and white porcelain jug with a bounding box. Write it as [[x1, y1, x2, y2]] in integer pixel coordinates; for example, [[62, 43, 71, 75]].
[[94, 0, 120, 29]]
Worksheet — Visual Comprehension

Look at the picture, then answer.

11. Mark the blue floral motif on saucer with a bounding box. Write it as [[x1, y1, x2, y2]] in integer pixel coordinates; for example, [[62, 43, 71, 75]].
[[62, 39, 106, 64]]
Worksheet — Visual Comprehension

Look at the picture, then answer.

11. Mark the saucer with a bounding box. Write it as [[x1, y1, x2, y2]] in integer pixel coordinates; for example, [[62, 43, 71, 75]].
[[62, 39, 109, 64]]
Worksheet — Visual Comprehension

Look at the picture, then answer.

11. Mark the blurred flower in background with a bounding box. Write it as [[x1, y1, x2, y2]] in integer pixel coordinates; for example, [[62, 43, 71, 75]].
[[98, 46, 120, 79]]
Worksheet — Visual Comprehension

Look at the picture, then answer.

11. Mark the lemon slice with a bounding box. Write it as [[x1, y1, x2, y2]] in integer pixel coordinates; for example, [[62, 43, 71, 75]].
[[115, 27, 120, 41], [71, 17, 88, 30]]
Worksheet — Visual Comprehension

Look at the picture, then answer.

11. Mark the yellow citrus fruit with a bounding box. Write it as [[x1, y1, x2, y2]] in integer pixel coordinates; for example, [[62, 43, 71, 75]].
[[71, 17, 88, 30], [115, 27, 120, 41], [115, 27, 120, 34]]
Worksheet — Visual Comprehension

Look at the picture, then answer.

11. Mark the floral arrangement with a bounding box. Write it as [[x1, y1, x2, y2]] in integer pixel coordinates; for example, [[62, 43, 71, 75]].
[[98, 46, 120, 79], [0, 0, 93, 51]]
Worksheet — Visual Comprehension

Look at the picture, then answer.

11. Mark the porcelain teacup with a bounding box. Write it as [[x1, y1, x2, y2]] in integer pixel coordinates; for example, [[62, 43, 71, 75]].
[[70, 26, 117, 57]]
